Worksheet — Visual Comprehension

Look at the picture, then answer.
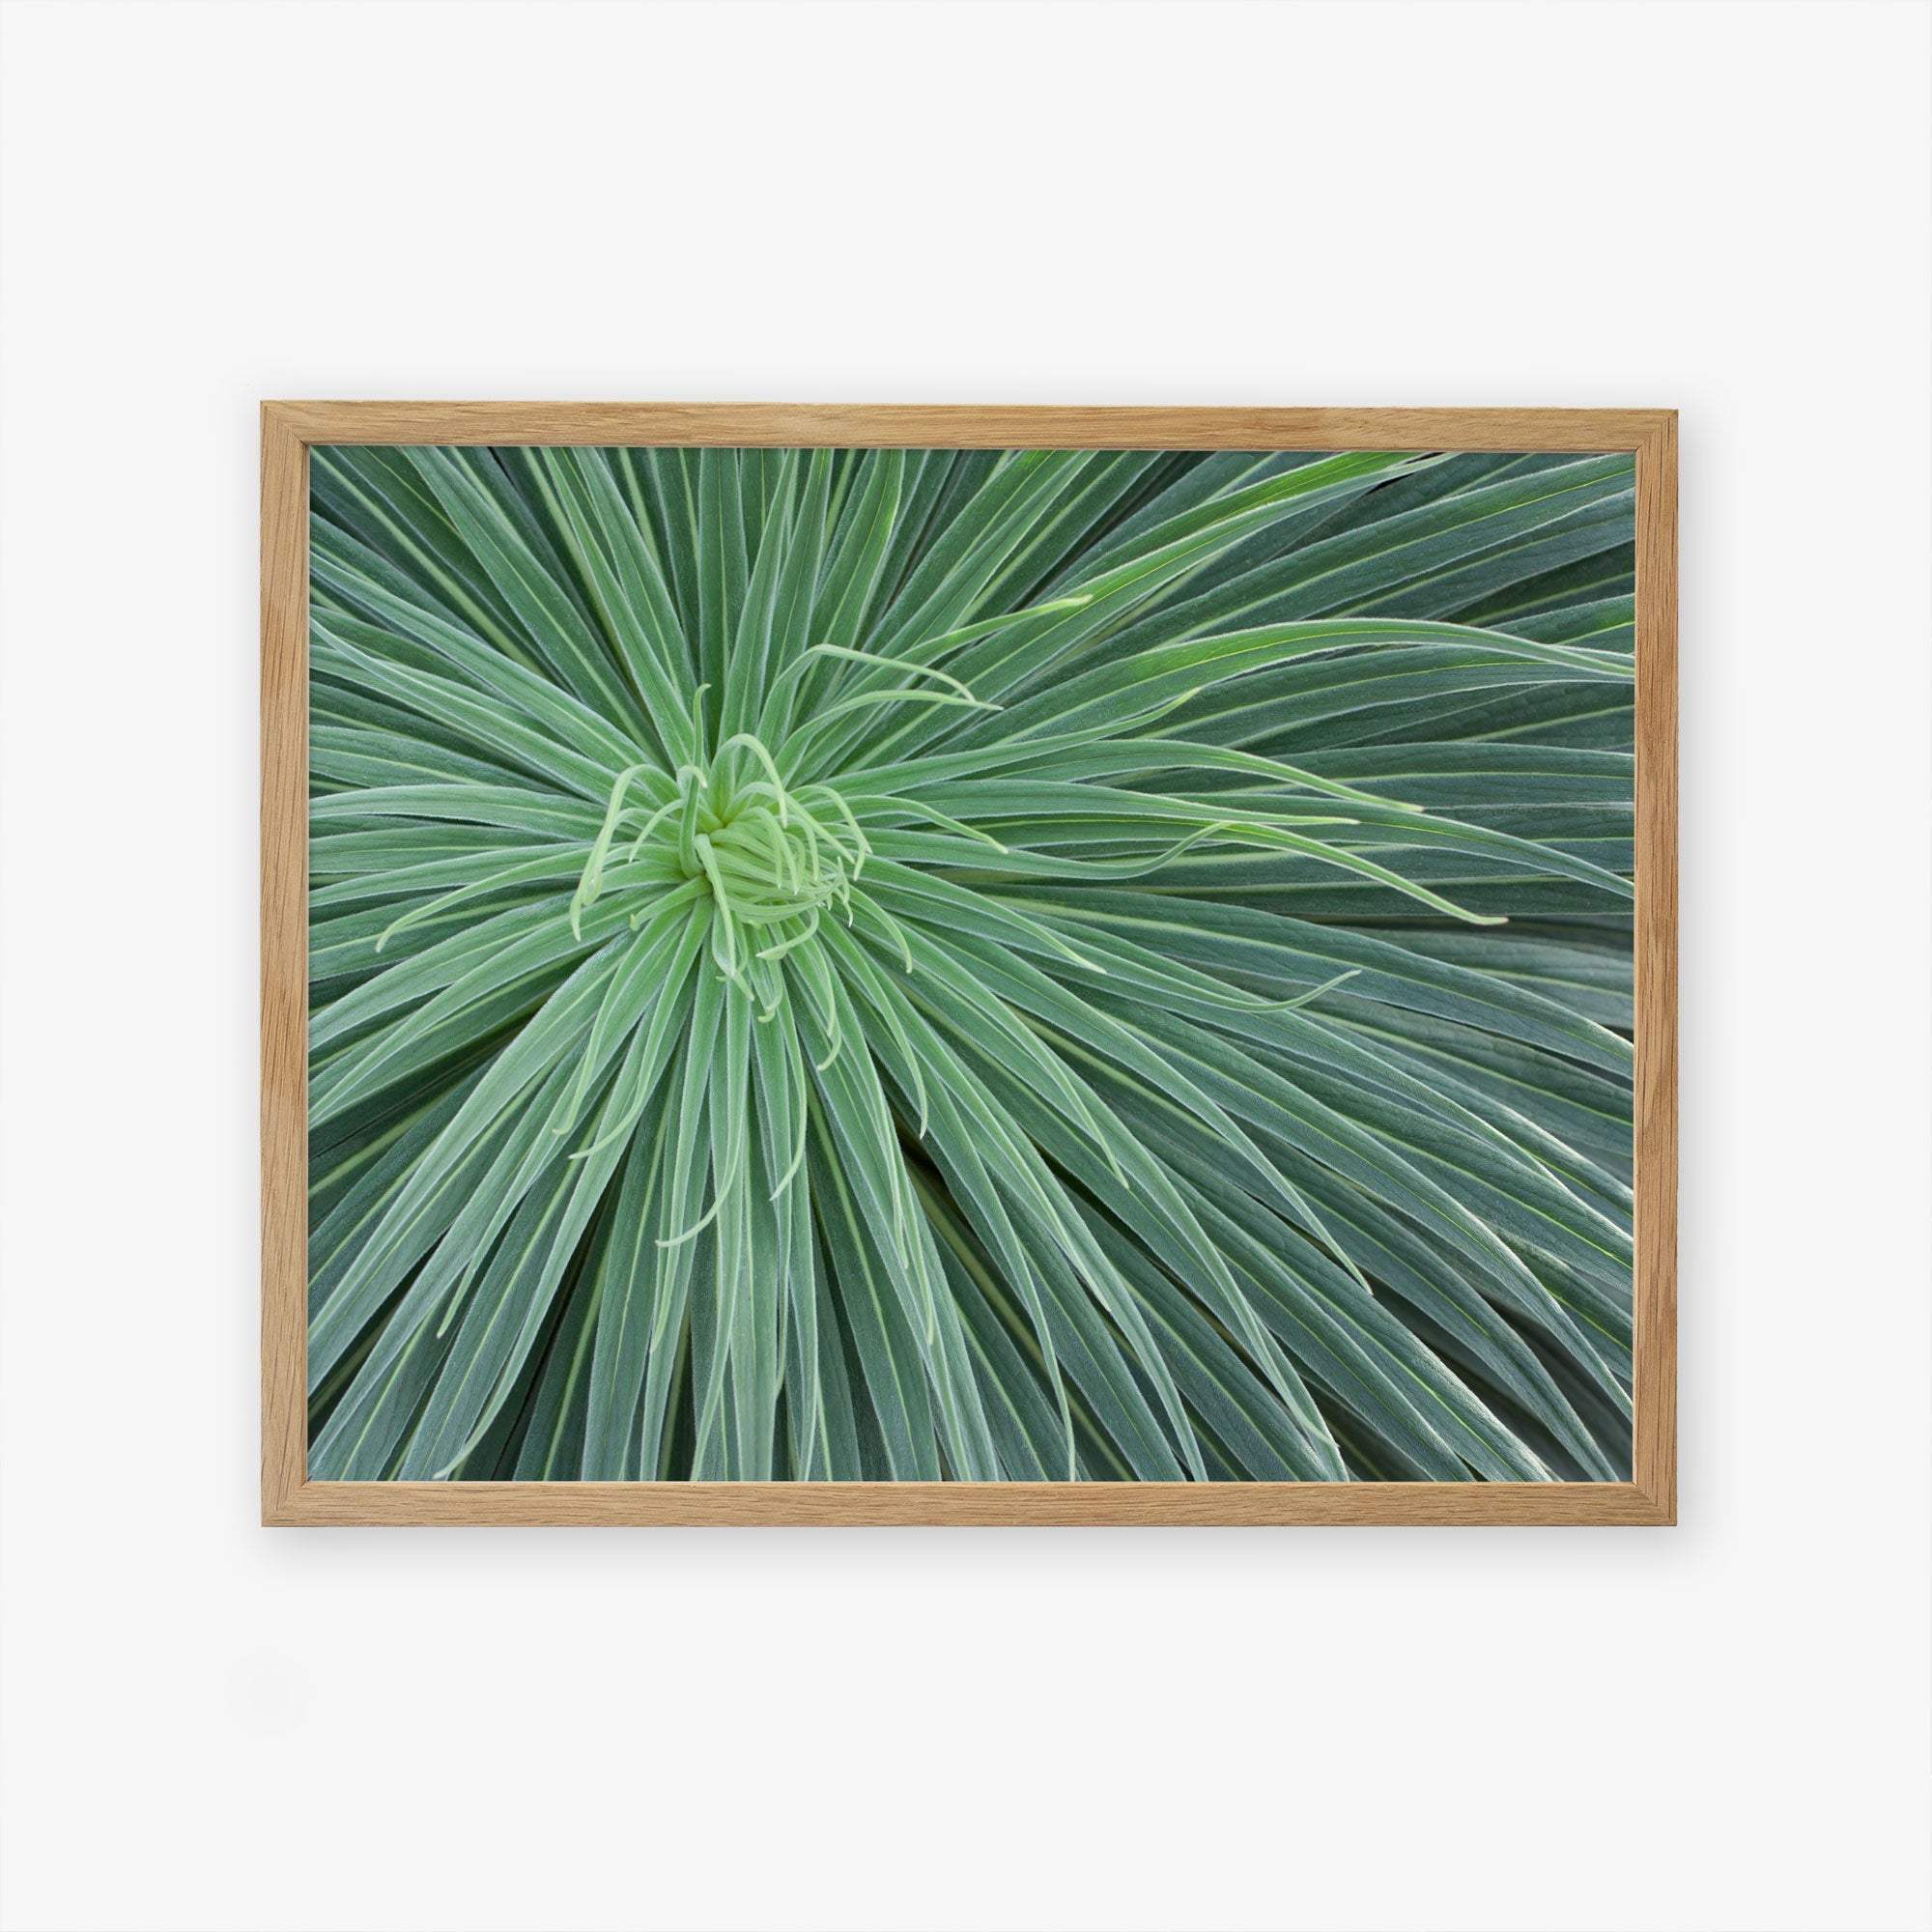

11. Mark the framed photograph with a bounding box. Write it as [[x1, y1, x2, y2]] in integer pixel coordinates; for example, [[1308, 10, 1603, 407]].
[[262, 403, 1676, 1525]]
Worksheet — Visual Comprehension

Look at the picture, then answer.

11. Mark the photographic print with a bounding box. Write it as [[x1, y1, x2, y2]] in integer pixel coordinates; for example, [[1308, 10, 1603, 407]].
[[264, 405, 1675, 1523]]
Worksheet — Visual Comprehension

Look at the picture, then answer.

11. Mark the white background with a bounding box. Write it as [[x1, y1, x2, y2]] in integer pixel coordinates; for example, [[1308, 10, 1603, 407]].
[[2, 2, 1928, 1929]]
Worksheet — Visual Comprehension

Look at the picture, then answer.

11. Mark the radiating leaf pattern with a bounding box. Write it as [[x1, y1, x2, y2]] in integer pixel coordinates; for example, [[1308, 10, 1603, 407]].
[[308, 444, 1636, 1481]]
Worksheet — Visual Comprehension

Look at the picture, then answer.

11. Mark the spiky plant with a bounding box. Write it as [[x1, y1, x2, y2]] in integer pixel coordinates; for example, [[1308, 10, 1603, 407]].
[[307, 443, 1636, 1482]]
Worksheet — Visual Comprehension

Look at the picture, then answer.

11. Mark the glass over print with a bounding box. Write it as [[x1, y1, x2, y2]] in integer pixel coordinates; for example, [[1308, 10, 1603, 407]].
[[304, 442, 1637, 1485]]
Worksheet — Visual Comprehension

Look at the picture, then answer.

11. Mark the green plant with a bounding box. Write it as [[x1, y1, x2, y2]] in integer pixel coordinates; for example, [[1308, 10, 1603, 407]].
[[308, 443, 1636, 1482]]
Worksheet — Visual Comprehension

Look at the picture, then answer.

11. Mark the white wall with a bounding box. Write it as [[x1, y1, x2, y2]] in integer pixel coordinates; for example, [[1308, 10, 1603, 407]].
[[1, 3, 1927, 1928]]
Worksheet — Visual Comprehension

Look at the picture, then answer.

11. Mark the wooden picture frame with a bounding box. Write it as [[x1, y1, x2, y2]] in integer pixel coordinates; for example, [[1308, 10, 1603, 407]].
[[264, 403, 1676, 1526]]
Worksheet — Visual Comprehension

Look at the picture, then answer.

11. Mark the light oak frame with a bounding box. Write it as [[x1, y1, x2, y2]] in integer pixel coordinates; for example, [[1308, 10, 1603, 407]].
[[264, 403, 1677, 1525]]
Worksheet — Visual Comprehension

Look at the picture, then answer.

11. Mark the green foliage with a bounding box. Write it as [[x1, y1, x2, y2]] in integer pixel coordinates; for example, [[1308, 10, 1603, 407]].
[[308, 443, 1636, 1482]]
